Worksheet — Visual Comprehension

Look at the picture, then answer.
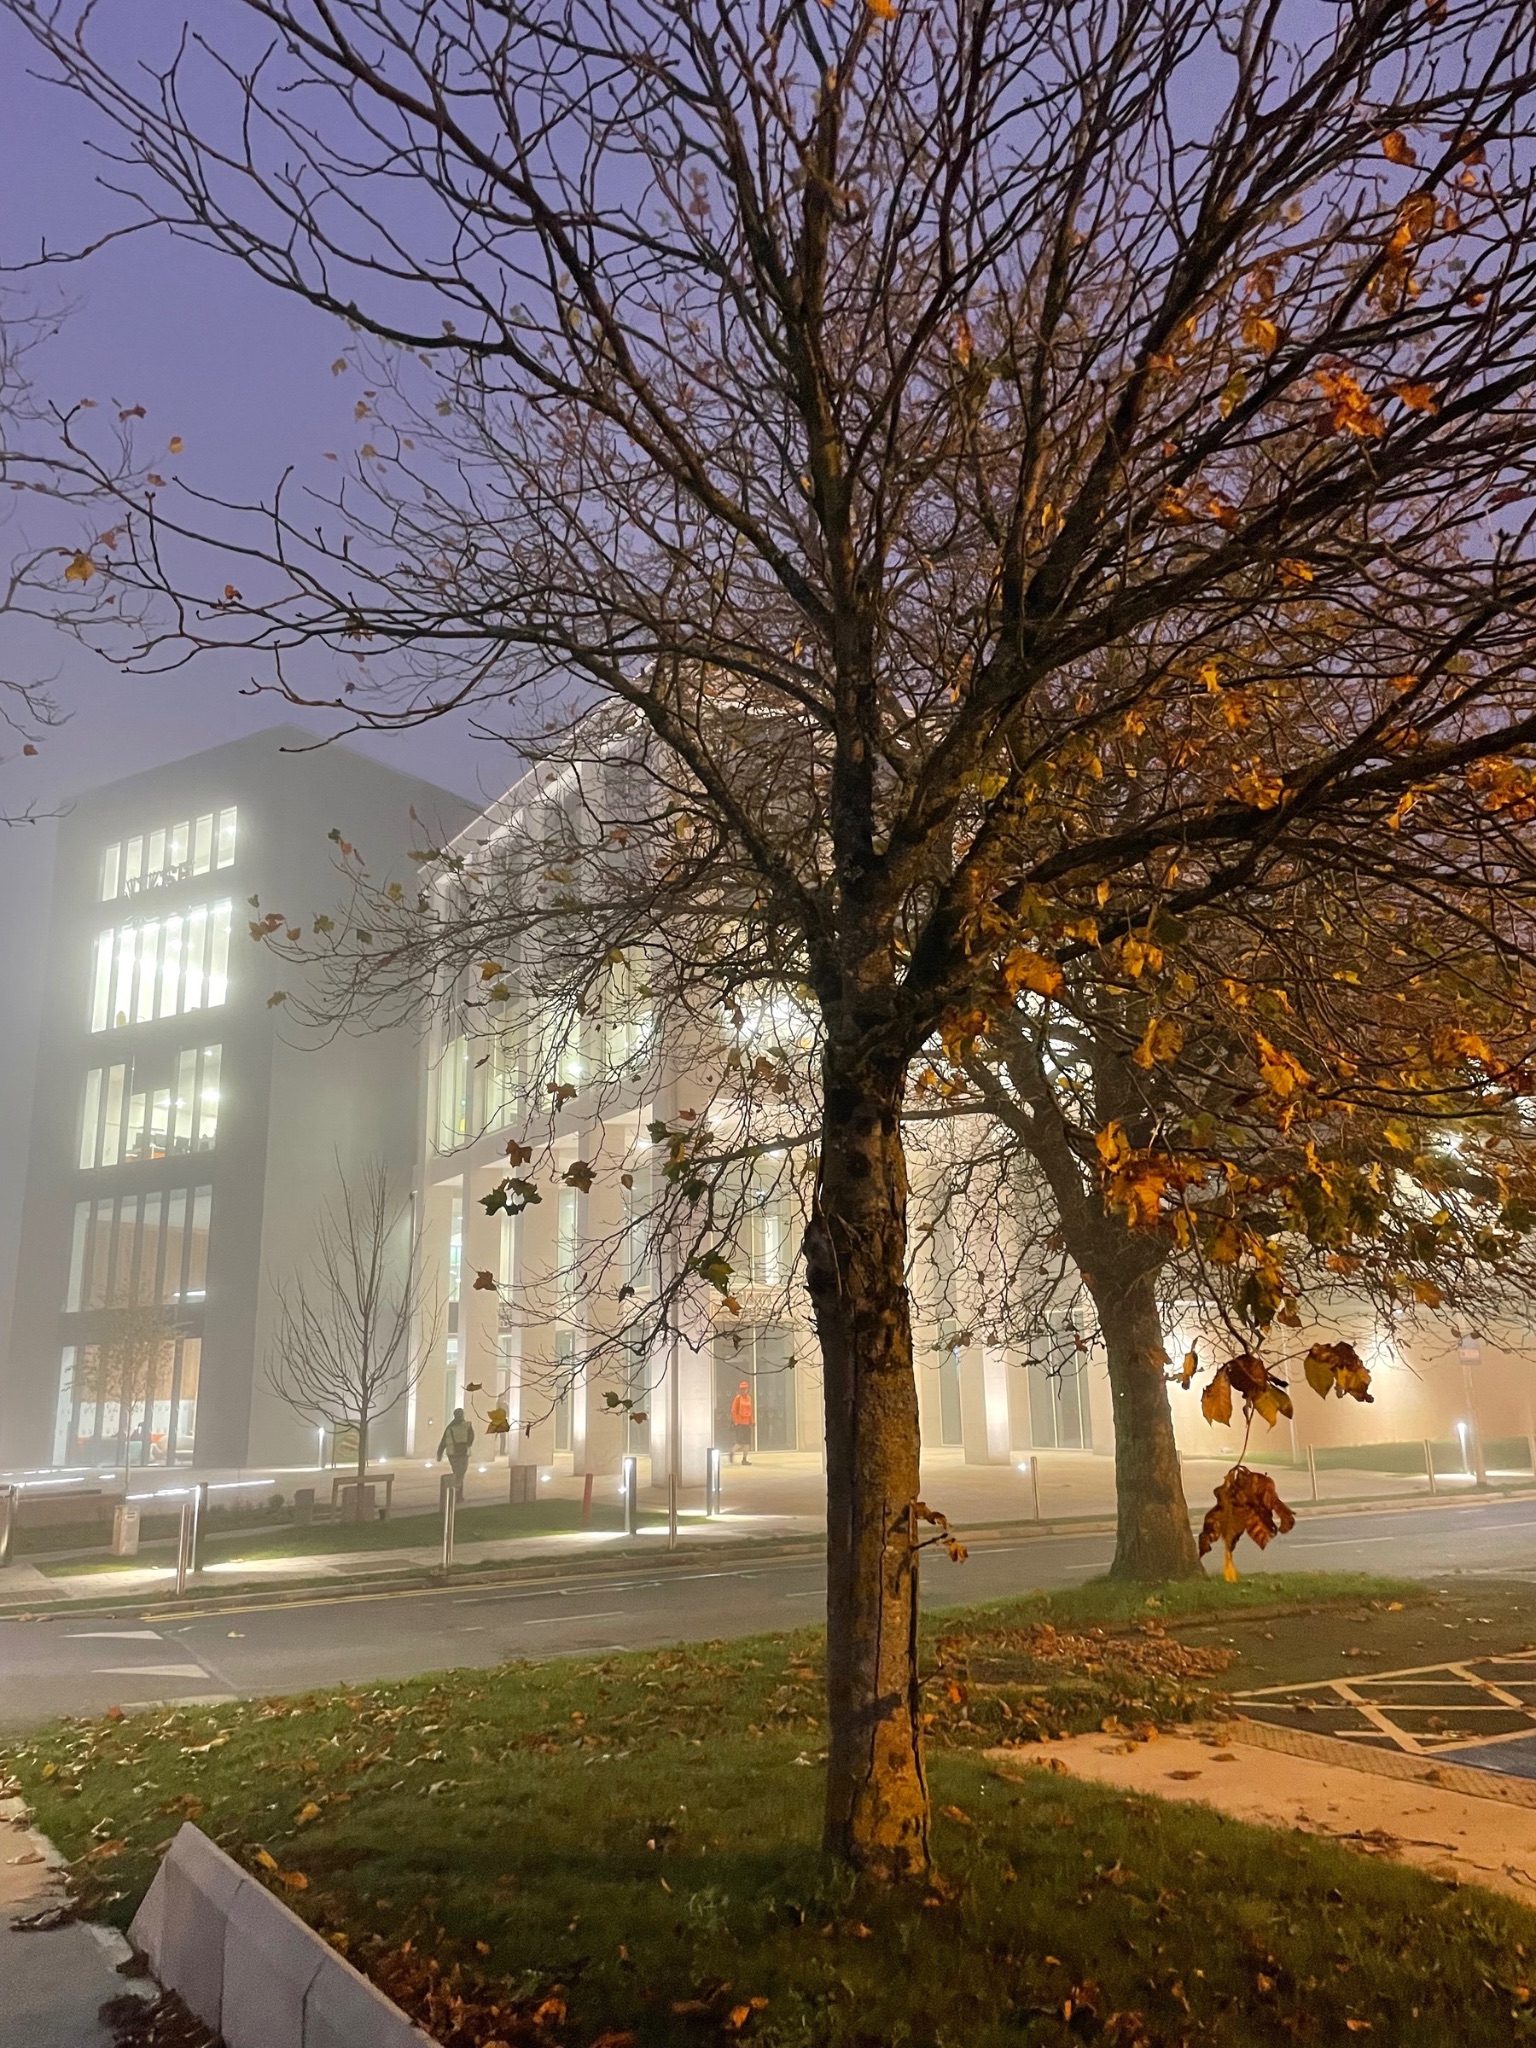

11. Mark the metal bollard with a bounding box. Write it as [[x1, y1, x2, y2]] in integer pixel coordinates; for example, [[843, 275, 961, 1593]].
[[1424, 1439, 1438, 1496], [705, 1446, 722, 1517], [0, 1484, 15, 1570], [668, 1469, 678, 1551], [1307, 1444, 1319, 1503], [622, 1454, 638, 1538], [175, 1498, 194, 1596], [190, 1481, 208, 1574], [1027, 1456, 1042, 1521], [440, 1477, 457, 1571]]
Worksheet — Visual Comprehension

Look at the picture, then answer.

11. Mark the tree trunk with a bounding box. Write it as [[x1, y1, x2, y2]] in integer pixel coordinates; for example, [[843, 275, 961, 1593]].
[[354, 1413, 370, 1521], [1087, 1260, 1201, 1581], [807, 1050, 929, 1880]]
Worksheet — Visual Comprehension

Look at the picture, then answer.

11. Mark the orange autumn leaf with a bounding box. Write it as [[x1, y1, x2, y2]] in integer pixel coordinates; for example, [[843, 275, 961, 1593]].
[[1198, 1467, 1296, 1580], [1381, 130, 1417, 166], [1002, 945, 1064, 1000], [1303, 1341, 1373, 1403]]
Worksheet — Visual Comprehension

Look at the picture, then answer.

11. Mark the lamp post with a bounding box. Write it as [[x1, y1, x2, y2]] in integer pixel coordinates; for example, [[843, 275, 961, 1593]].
[[1458, 1336, 1489, 1488]]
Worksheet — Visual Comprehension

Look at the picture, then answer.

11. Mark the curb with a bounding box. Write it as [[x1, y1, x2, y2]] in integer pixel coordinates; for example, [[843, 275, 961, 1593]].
[[131, 1823, 430, 2048]]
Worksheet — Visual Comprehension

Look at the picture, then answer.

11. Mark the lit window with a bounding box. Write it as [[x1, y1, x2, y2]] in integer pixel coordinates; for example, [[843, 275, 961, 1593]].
[[101, 1065, 125, 1166], [168, 820, 189, 870], [89, 901, 232, 1029], [197, 1044, 221, 1150], [216, 806, 237, 868], [90, 930, 113, 1031], [79, 1069, 102, 1171], [207, 901, 232, 1005], [192, 813, 213, 875], [65, 1203, 89, 1312], [123, 836, 143, 891], [186, 1186, 212, 1299], [101, 845, 120, 903], [146, 827, 166, 879], [135, 922, 160, 1023]]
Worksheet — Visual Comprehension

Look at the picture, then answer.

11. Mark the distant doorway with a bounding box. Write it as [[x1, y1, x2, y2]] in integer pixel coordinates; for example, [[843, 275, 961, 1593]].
[[712, 1327, 798, 1452]]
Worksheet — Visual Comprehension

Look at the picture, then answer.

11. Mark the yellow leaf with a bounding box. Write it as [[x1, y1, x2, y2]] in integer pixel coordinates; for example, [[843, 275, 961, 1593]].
[[1409, 1277, 1443, 1308], [279, 1870, 310, 1892], [1254, 1032, 1311, 1098], [1391, 380, 1437, 413], [1381, 130, 1417, 166], [63, 551, 96, 584], [1240, 311, 1279, 355], [254, 1849, 279, 1872], [1002, 946, 1064, 1000], [168, 435, 184, 454], [1132, 1016, 1184, 1069], [866, 0, 897, 15], [1278, 557, 1314, 588], [1095, 1120, 1131, 1168], [294, 1801, 322, 1826]]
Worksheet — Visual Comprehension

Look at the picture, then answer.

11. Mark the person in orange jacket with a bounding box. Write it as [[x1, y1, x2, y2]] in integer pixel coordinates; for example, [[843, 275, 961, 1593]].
[[729, 1378, 754, 1464]]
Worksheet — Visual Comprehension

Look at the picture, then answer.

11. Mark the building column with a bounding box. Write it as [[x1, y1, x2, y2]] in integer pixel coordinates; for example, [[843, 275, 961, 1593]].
[[959, 1342, 1012, 1464], [510, 1168, 559, 1469], [461, 1168, 502, 1451], [576, 1156, 626, 1476], [410, 1179, 458, 1456]]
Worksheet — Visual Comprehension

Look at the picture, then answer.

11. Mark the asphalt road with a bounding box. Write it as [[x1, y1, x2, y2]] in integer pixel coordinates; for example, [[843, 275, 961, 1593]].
[[4, 1494, 1536, 1732]]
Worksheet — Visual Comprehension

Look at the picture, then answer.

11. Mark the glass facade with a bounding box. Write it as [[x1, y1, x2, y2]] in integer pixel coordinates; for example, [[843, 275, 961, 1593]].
[[78, 1044, 221, 1167], [90, 900, 233, 1030], [100, 807, 236, 901], [63, 1185, 213, 1311]]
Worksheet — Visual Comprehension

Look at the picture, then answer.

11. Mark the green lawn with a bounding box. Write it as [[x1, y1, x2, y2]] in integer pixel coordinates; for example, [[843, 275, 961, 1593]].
[[6, 1574, 1535, 2046]]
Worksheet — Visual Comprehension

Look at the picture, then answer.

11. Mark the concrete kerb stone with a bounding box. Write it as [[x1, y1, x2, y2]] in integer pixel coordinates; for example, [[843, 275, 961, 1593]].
[[130, 1824, 431, 2048]]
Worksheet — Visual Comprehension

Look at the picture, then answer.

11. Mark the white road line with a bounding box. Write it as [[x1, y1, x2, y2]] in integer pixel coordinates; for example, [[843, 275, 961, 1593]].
[[66, 1631, 163, 1640], [522, 1611, 623, 1627], [92, 1664, 209, 1678], [783, 1591, 825, 1601]]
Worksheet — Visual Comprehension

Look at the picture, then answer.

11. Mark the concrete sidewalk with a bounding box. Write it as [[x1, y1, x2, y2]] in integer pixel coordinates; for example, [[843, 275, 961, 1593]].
[[0, 1797, 155, 2047]]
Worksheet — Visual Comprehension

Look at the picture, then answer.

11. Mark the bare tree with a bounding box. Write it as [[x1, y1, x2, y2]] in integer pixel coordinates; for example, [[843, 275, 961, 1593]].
[[265, 1161, 436, 1509], [15, 0, 1536, 1878]]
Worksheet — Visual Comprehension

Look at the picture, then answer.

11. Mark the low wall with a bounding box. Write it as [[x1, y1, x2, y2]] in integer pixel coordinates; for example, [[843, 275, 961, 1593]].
[[129, 1823, 430, 2048]]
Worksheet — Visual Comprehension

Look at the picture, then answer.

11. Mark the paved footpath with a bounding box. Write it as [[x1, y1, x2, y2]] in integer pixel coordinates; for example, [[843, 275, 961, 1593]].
[[0, 1797, 154, 2048]]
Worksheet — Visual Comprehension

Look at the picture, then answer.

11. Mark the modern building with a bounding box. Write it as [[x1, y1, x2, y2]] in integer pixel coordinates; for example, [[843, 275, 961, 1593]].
[[413, 747, 1536, 1498], [1, 726, 469, 1473]]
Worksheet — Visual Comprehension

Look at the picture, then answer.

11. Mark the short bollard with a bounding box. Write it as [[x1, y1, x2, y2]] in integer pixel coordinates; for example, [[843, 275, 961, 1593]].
[[580, 1470, 595, 1527], [1025, 1456, 1041, 1521], [0, 1484, 15, 1570], [621, 1453, 638, 1538], [175, 1498, 195, 1596], [705, 1446, 722, 1517], [1424, 1439, 1438, 1496], [1307, 1444, 1319, 1503], [190, 1481, 209, 1573], [440, 1477, 457, 1571]]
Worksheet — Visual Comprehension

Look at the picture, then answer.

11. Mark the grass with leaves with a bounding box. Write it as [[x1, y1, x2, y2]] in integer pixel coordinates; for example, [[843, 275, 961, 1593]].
[[5, 1573, 1535, 2046]]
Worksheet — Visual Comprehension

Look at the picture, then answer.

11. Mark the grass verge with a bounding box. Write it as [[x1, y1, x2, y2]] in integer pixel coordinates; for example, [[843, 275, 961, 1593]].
[[38, 1498, 665, 1576], [6, 1574, 1535, 2046]]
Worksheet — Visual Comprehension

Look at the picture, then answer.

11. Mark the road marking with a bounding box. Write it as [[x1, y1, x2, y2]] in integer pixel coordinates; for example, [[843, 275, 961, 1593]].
[[92, 1664, 209, 1678], [66, 1630, 163, 1640], [783, 1591, 824, 1601], [522, 1611, 623, 1627]]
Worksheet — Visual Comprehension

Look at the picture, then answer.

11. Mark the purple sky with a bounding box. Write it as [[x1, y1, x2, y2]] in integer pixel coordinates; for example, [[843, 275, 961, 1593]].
[[0, 12, 497, 1343]]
